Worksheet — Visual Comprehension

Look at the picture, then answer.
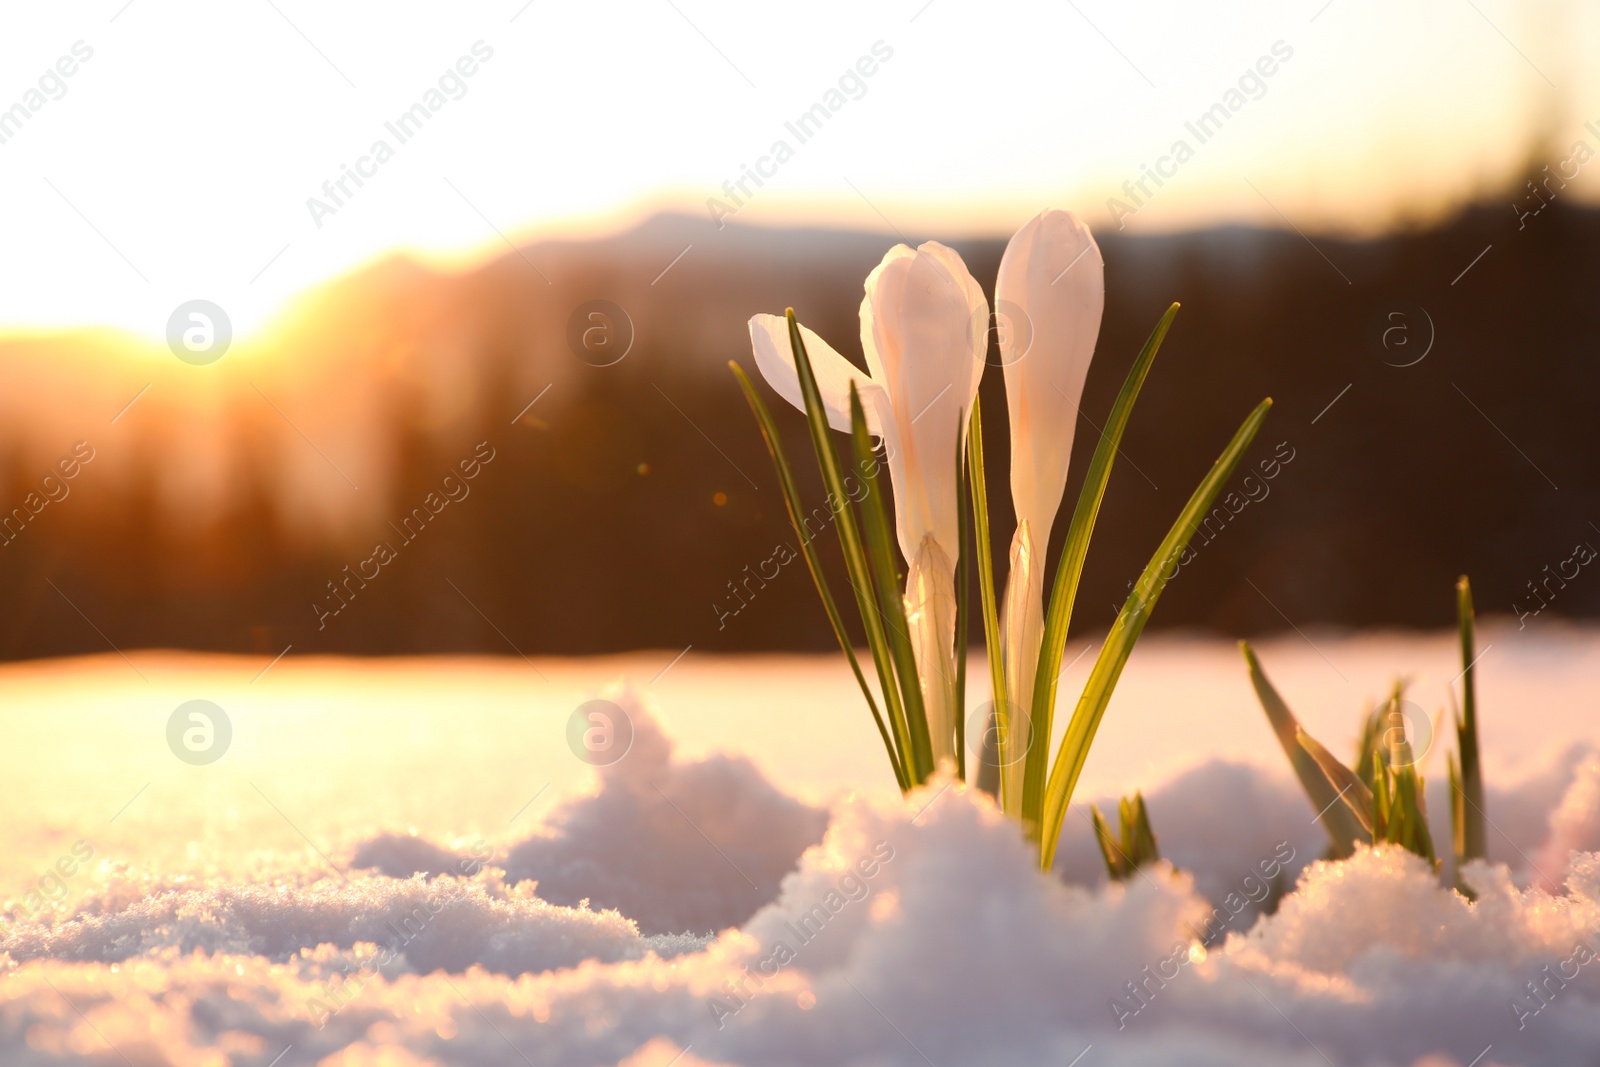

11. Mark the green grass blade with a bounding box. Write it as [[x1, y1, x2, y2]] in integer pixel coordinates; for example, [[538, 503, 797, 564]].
[[1455, 575, 1486, 863], [967, 398, 1008, 798], [1372, 750, 1391, 839], [1449, 751, 1464, 860], [1038, 395, 1272, 869], [730, 361, 907, 790], [1132, 793, 1160, 864], [1023, 303, 1181, 835], [1092, 792, 1161, 882], [1299, 728, 1376, 838], [1356, 700, 1383, 796], [1400, 764, 1436, 862], [954, 411, 970, 781], [1241, 641, 1368, 856], [848, 382, 930, 780], [1090, 804, 1121, 880], [784, 311, 927, 784]]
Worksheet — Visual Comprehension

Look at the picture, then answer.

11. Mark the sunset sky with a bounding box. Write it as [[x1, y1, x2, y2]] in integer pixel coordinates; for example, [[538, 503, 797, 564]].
[[0, 0, 1592, 337]]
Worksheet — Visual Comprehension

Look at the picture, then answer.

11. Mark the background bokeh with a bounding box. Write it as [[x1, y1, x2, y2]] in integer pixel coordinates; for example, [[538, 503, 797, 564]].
[[0, 0, 1595, 659]]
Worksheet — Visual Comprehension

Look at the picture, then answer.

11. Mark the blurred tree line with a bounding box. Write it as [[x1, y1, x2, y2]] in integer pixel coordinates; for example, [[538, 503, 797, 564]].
[[0, 192, 1595, 660]]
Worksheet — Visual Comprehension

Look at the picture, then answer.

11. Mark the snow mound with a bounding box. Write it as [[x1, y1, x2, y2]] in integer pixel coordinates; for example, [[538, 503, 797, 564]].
[[1054, 759, 1325, 936], [10, 714, 1600, 1064], [501, 690, 829, 935], [2, 864, 705, 978], [18, 776, 1600, 1065], [351, 833, 482, 880], [1533, 752, 1600, 889]]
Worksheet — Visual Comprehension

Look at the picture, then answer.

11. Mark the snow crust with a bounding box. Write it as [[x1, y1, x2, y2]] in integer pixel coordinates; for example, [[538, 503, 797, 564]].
[[6, 694, 1600, 1066]]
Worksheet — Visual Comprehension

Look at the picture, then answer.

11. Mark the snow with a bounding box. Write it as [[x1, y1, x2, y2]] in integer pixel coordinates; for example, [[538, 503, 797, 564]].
[[499, 689, 829, 935], [5, 628, 1600, 1065]]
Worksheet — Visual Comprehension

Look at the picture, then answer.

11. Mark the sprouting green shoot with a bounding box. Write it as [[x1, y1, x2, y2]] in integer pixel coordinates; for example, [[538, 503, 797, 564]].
[[1355, 697, 1382, 797], [1242, 641, 1368, 858], [1371, 682, 1437, 867], [1361, 679, 1414, 794], [1452, 575, 1486, 868], [1091, 792, 1162, 882], [1292, 683, 1438, 871]]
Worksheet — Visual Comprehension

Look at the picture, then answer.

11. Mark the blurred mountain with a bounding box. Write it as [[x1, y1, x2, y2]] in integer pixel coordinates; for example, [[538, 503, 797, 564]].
[[0, 196, 1595, 660]]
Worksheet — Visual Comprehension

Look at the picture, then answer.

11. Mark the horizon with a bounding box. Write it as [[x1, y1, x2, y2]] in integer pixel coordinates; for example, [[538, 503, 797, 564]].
[[0, 185, 1575, 351]]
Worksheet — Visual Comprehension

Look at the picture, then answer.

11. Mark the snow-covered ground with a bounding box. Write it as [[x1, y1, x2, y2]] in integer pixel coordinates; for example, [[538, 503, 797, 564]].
[[4, 622, 1600, 1065]]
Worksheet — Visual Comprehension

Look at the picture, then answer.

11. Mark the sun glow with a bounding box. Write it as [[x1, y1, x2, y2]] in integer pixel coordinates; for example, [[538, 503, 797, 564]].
[[1, 1, 1595, 336]]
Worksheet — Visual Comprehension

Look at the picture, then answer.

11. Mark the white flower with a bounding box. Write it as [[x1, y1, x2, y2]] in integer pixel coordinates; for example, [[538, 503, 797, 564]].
[[749, 241, 987, 767], [994, 209, 1105, 815]]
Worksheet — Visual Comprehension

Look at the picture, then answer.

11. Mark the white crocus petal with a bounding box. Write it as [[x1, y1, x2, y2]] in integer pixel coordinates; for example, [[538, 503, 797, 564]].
[[996, 209, 1105, 548], [860, 241, 988, 563], [998, 520, 1043, 818], [747, 314, 893, 438], [904, 533, 959, 768]]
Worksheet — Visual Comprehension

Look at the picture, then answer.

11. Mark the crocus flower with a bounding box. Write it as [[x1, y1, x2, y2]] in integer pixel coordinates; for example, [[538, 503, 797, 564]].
[[749, 242, 987, 767], [994, 209, 1105, 816]]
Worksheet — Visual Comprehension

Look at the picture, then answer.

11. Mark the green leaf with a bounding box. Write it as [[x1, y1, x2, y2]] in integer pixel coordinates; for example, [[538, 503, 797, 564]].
[[967, 398, 1008, 798], [1132, 792, 1160, 866], [784, 311, 928, 785], [1375, 682, 1436, 866], [1298, 727, 1376, 838], [1090, 804, 1121, 880], [1024, 303, 1181, 836], [848, 382, 931, 781], [1092, 792, 1162, 882], [1355, 698, 1383, 796], [1397, 763, 1436, 863], [1241, 641, 1368, 857], [730, 361, 907, 790], [1455, 575, 1486, 864], [1038, 395, 1272, 869], [1373, 751, 1394, 839], [954, 410, 971, 781]]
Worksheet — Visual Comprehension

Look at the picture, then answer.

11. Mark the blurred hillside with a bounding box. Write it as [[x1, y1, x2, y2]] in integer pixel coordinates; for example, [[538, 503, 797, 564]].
[[0, 196, 1595, 660]]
